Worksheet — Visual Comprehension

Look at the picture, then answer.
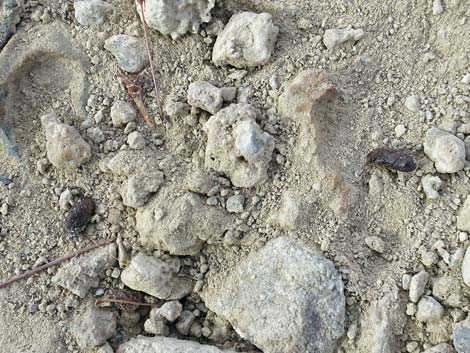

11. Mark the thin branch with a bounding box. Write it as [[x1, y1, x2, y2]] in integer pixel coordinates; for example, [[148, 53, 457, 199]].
[[138, 0, 166, 122], [0, 238, 116, 290], [95, 298, 160, 307]]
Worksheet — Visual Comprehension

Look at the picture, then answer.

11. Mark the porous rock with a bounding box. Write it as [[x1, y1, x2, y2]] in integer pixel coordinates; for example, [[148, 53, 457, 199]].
[[203, 103, 274, 188], [202, 236, 345, 353], [41, 113, 91, 169], [74, 0, 114, 26], [422, 175, 443, 199], [0, 0, 23, 49], [457, 197, 470, 233], [71, 305, 117, 350], [136, 0, 215, 39], [453, 315, 470, 353], [323, 27, 364, 50], [212, 12, 279, 68], [121, 170, 164, 208], [121, 253, 193, 299], [117, 336, 239, 353], [187, 81, 223, 114], [136, 190, 230, 255], [423, 128, 466, 173], [52, 244, 116, 298], [104, 35, 148, 73]]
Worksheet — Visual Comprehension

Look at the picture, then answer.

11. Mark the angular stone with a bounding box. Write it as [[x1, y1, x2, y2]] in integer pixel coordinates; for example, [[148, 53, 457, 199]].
[[187, 81, 223, 114], [121, 253, 193, 299], [121, 170, 164, 209], [423, 128, 466, 173], [423, 344, 455, 353], [457, 197, 470, 233], [453, 315, 470, 353], [104, 35, 148, 73], [0, 0, 23, 49], [41, 113, 91, 169], [203, 103, 274, 188], [212, 12, 279, 68], [52, 244, 116, 298], [111, 101, 136, 127], [462, 246, 470, 287], [117, 336, 239, 353], [323, 27, 364, 50], [71, 305, 117, 350], [74, 0, 114, 26], [416, 296, 444, 322], [202, 237, 345, 353], [137, 0, 215, 39]]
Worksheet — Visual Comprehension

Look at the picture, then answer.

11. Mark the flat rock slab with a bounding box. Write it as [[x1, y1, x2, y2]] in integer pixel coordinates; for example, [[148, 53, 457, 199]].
[[117, 336, 239, 353], [202, 236, 345, 353]]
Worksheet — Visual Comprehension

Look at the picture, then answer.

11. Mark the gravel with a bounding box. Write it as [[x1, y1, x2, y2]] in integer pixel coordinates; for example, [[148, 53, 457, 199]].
[[415, 296, 444, 322], [457, 197, 470, 232], [111, 101, 136, 127], [323, 27, 364, 50], [73, 0, 114, 26], [461, 246, 470, 287], [127, 131, 146, 150], [225, 194, 245, 213], [104, 35, 148, 73], [187, 81, 223, 114], [409, 270, 429, 303]]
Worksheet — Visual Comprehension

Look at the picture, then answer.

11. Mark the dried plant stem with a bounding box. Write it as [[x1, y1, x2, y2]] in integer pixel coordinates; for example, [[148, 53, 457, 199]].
[[139, 0, 166, 122], [0, 238, 115, 290], [95, 298, 159, 307]]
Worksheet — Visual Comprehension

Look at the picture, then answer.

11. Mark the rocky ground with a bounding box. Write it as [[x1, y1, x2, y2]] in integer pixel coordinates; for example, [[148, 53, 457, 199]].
[[0, 0, 469, 353]]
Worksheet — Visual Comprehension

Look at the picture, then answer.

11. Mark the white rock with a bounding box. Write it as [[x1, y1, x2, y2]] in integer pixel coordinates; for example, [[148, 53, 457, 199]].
[[423, 128, 466, 173], [405, 95, 420, 112], [323, 27, 364, 50], [462, 247, 470, 287], [152, 301, 183, 322], [202, 236, 345, 353], [59, 189, 73, 210], [415, 296, 444, 322], [41, 113, 91, 169], [458, 197, 470, 232], [432, 0, 444, 15], [144, 315, 169, 336], [121, 253, 193, 299], [461, 74, 470, 85], [104, 35, 148, 73], [409, 270, 429, 303], [422, 175, 443, 199], [212, 12, 279, 68], [226, 194, 245, 213], [127, 131, 146, 150], [111, 101, 136, 127], [203, 104, 274, 188], [97, 343, 114, 353], [117, 336, 239, 353], [365, 236, 385, 253], [136, 0, 215, 39], [187, 81, 223, 114], [395, 124, 407, 138], [422, 343, 455, 353], [74, 0, 114, 25]]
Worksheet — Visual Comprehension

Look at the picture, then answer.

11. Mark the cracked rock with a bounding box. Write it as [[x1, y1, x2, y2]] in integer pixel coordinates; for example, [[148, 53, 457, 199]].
[[457, 197, 470, 233]]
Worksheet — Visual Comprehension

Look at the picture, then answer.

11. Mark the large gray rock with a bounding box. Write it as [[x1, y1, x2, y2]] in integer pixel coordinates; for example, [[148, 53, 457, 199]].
[[212, 12, 279, 68], [41, 113, 92, 169], [453, 315, 470, 353], [52, 244, 116, 298], [202, 236, 345, 353], [136, 0, 215, 40], [117, 336, 239, 353], [74, 0, 114, 26], [203, 103, 274, 188], [458, 196, 470, 233], [416, 296, 444, 322], [71, 305, 117, 350], [121, 253, 193, 299], [423, 128, 466, 173], [104, 35, 148, 73], [0, 0, 23, 49], [136, 191, 230, 255]]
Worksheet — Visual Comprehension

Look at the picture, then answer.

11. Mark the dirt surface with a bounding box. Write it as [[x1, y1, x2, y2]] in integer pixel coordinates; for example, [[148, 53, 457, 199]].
[[0, 0, 469, 352]]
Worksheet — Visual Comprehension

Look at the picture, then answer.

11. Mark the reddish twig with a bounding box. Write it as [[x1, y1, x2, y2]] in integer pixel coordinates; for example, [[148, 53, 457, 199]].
[[116, 73, 155, 127], [136, 0, 166, 122], [0, 238, 116, 290], [95, 298, 160, 308]]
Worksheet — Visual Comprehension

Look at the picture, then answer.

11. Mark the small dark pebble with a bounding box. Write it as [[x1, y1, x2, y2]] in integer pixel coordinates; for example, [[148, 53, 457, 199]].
[[0, 176, 12, 186], [65, 196, 95, 235], [367, 147, 417, 172]]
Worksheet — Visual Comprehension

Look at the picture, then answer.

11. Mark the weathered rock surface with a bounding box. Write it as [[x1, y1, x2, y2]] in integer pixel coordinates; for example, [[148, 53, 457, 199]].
[[111, 101, 136, 127], [74, 0, 114, 26], [104, 35, 148, 73], [52, 244, 116, 298], [202, 236, 345, 353], [422, 175, 443, 199], [41, 113, 91, 169], [416, 296, 444, 322], [409, 270, 429, 303], [212, 12, 279, 68], [121, 253, 193, 299], [117, 336, 239, 353], [187, 81, 223, 114], [121, 170, 164, 208], [203, 103, 274, 188], [137, 0, 215, 39], [453, 315, 470, 353], [423, 128, 466, 173], [323, 27, 364, 50], [0, 0, 22, 49], [462, 246, 470, 287], [457, 197, 470, 232], [278, 69, 360, 216], [423, 343, 456, 353], [136, 190, 230, 255], [357, 288, 406, 353], [71, 305, 117, 350]]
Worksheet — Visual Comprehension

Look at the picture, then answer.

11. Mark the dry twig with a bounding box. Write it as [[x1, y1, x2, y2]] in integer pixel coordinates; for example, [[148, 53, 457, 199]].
[[0, 238, 115, 290], [95, 298, 159, 308]]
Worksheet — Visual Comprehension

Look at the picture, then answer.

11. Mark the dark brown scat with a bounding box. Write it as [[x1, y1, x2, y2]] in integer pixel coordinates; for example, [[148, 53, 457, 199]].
[[366, 147, 417, 172], [65, 196, 95, 235]]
